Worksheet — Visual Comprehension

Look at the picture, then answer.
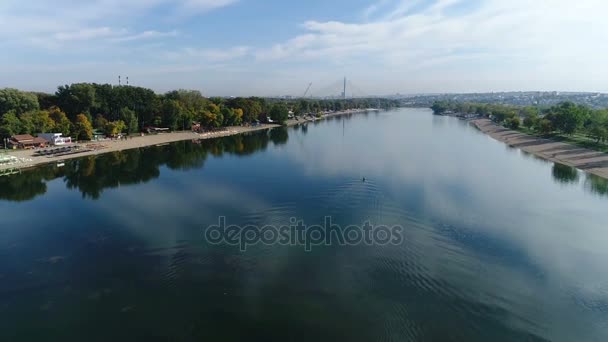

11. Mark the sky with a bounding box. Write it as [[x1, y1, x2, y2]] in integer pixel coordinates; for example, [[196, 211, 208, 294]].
[[0, 0, 607, 96]]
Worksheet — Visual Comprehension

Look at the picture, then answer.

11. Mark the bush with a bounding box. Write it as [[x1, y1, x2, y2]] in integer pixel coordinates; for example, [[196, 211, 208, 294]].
[[506, 117, 520, 129]]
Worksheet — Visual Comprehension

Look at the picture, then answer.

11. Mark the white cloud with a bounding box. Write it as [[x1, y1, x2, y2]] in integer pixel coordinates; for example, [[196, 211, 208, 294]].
[[1, 0, 608, 94], [0, 0, 235, 49], [254, 0, 608, 93], [54, 27, 127, 41], [111, 30, 179, 42], [179, 0, 238, 13], [162, 46, 250, 63], [186, 46, 251, 61]]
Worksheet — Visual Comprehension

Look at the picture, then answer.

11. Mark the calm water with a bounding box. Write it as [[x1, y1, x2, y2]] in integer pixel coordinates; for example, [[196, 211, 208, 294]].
[[1, 108, 607, 341]]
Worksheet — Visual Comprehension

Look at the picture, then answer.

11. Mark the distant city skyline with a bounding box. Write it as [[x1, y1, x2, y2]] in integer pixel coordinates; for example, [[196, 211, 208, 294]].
[[1, 0, 606, 96]]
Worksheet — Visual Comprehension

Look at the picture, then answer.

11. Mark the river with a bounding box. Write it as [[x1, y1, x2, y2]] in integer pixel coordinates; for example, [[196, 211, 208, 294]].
[[1, 108, 607, 341]]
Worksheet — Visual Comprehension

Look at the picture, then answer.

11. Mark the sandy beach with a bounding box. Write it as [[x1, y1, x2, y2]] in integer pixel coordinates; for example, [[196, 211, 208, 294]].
[[0, 108, 376, 173], [472, 119, 608, 179]]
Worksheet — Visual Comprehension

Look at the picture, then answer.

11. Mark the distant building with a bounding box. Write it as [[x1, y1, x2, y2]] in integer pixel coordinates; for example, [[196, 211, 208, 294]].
[[9, 134, 47, 149], [37, 133, 72, 146]]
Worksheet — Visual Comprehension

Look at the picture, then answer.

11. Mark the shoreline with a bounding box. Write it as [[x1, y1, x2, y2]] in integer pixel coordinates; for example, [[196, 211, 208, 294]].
[[471, 119, 608, 180], [0, 108, 377, 173]]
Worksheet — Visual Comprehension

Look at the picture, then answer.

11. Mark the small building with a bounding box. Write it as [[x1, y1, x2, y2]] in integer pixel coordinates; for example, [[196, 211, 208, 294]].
[[38, 133, 72, 146], [92, 130, 106, 141], [191, 122, 202, 133], [8, 134, 48, 149], [144, 127, 170, 134]]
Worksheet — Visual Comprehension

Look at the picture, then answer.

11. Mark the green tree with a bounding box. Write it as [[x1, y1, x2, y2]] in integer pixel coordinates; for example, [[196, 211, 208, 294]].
[[200, 110, 223, 128], [491, 106, 517, 123], [537, 119, 553, 135], [19, 110, 55, 133], [242, 99, 263, 122], [0, 111, 22, 138], [221, 107, 235, 126], [295, 99, 310, 116], [48, 107, 72, 136], [34, 92, 58, 110], [105, 120, 126, 137], [55, 83, 97, 121], [94, 114, 108, 130], [586, 110, 608, 143], [431, 101, 450, 114], [551, 102, 590, 135], [269, 103, 289, 124], [0, 88, 39, 115], [233, 108, 244, 125], [523, 113, 538, 130], [165, 90, 208, 115], [506, 116, 520, 129], [74, 114, 93, 141], [120, 107, 138, 135], [162, 100, 186, 131]]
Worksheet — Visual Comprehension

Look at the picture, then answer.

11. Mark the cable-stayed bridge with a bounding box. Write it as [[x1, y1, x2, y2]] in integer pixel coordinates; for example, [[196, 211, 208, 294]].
[[291, 77, 371, 99]]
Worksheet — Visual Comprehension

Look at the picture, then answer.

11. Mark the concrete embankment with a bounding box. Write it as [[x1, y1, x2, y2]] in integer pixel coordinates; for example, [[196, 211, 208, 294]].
[[471, 119, 608, 180]]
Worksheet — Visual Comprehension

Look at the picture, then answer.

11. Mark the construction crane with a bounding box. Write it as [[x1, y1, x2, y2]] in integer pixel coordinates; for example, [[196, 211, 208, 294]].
[[302, 83, 312, 98]]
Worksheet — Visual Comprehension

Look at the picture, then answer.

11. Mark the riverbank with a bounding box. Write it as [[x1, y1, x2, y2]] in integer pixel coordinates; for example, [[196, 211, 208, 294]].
[[472, 119, 608, 179], [284, 108, 379, 126], [0, 125, 283, 173], [0, 108, 378, 173]]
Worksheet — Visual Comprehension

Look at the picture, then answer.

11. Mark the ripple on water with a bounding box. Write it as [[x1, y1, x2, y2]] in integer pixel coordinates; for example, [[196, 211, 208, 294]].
[[240, 203, 297, 227]]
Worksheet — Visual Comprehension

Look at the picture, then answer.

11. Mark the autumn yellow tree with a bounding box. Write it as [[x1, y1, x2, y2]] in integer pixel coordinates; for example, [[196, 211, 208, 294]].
[[233, 108, 244, 125], [104, 120, 126, 137], [48, 106, 72, 136], [74, 114, 93, 140]]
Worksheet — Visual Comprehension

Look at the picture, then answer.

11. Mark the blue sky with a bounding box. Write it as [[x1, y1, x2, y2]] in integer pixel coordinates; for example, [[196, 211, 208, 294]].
[[0, 0, 606, 96]]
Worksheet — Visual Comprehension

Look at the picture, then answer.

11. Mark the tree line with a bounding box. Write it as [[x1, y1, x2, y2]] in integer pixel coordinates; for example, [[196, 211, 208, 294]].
[[0, 84, 399, 141], [431, 101, 608, 144]]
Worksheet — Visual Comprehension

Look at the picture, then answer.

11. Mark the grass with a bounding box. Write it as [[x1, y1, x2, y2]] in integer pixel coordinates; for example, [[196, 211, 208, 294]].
[[515, 126, 608, 153]]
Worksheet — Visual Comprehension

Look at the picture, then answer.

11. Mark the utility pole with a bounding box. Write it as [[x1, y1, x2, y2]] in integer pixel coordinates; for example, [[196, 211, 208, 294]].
[[343, 77, 347, 100]]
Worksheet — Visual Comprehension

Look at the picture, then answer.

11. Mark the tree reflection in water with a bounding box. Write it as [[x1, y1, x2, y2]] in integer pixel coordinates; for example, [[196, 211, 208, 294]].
[[551, 163, 580, 184], [0, 129, 277, 202]]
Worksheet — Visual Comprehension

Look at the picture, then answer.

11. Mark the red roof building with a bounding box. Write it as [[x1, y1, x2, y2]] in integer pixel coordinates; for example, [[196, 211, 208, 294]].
[[9, 134, 48, 149]]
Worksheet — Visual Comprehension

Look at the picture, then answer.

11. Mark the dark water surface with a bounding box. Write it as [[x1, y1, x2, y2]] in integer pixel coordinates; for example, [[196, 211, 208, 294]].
[[1, 109, 607, 341]]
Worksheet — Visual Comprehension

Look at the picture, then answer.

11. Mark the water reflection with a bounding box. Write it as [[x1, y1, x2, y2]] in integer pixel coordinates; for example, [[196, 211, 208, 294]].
[[548, 162, 608, 197], [584, 173, 608, 196], [0, 129, 282, 201], [269, 127, 289, 145], [0, 166, 55, 202], [551, 163, 580, 184]]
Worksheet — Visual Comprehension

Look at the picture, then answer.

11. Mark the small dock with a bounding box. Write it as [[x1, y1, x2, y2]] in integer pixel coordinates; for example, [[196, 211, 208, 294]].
[[0, 168, 20, 177]]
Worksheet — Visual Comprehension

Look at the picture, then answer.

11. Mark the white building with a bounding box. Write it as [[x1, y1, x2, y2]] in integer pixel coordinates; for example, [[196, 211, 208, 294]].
[[38, 133, 72, 146]]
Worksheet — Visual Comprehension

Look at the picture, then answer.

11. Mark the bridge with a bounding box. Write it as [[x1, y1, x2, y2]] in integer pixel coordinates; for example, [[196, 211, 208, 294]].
[[292, 77, 371, 99]]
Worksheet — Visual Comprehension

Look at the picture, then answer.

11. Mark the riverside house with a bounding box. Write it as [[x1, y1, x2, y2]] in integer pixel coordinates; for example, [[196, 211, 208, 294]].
[[38, 133, 72, 146], [8, 134, 48, 149]]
